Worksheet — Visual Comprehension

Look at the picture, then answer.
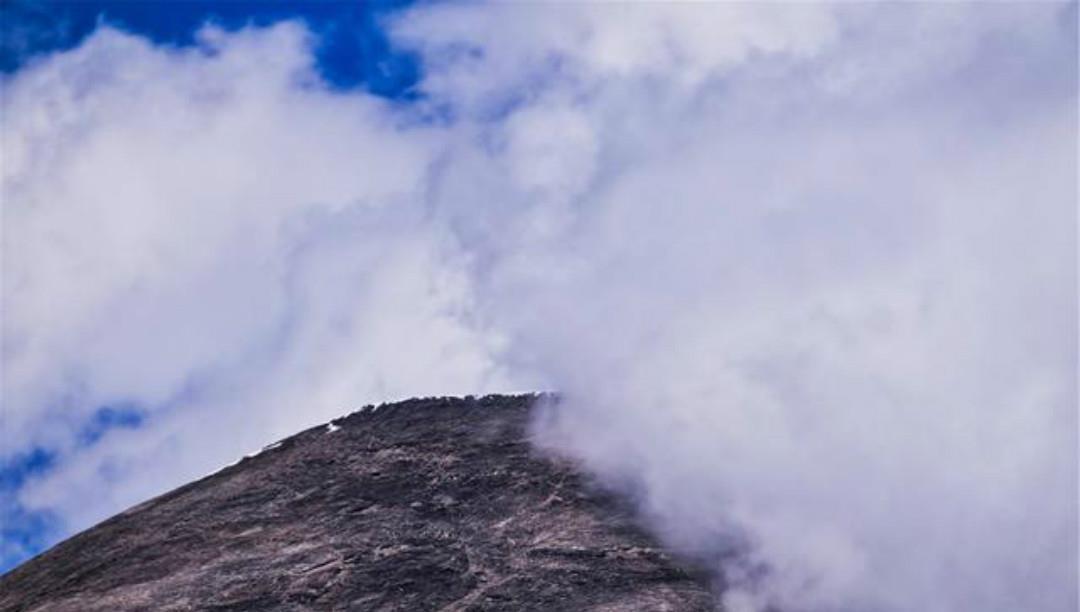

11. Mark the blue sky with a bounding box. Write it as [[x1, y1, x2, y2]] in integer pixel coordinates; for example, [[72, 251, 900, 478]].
[[1, 1, 418, 94], [1, 406, 142, 570], [0, 0, 422, 573], [1, 3, 1074, 609]]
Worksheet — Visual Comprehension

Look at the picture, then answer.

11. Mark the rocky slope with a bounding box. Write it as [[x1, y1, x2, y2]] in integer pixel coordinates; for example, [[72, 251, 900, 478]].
[[0, 395, 718, 611]]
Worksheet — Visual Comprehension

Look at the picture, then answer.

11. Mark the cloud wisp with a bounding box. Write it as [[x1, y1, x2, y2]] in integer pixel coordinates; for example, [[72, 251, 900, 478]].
[[2, 4, 1076, 611]]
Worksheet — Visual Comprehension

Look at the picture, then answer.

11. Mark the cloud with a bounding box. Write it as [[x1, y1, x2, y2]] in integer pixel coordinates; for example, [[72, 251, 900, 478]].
[[2, 21, 514, 534], [2, 4, 1076, 611]]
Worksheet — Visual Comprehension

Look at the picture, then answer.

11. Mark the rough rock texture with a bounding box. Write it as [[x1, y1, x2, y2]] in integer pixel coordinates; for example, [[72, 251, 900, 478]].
[[0, 395, 718, 611]]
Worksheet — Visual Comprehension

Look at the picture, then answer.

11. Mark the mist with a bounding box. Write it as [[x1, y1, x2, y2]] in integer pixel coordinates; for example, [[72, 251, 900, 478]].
[[2, 4, 1076, 611]]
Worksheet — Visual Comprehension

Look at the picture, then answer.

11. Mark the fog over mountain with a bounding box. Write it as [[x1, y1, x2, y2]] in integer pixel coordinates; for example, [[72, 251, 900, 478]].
[[2, 4, 1076, 611]]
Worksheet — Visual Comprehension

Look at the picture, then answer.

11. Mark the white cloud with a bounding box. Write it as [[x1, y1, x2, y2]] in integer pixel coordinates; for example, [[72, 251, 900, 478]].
[[3, 21, 514, 525], [2, 4, 1076, 611]]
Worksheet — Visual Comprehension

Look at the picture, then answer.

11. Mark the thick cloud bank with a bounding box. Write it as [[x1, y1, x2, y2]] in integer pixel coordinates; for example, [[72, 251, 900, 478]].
[[2, 4, 1076, 611]]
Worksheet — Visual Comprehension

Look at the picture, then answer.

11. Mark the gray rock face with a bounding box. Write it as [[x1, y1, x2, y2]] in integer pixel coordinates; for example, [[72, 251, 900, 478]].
[[0, 395, 718, 611]]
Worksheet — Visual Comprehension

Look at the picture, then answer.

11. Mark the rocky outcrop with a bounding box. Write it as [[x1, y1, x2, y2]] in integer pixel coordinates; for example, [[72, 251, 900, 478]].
[[0, 395, 717, 611]]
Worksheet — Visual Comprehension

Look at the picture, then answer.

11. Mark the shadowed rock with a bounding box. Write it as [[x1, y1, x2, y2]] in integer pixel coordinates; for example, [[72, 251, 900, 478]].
[[0, 395, 718, 611]]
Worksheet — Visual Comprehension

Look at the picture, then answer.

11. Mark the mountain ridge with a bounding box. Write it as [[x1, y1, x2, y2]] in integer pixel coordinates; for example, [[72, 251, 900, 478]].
[[0, 394, 718, 611]]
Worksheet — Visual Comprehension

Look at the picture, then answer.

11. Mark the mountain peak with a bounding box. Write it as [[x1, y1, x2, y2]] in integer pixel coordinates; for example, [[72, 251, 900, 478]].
[[0, 394, 716, 611]]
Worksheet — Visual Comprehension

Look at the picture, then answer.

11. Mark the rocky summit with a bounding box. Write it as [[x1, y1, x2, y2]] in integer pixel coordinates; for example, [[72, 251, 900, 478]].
[[0, 395, 718, 611]]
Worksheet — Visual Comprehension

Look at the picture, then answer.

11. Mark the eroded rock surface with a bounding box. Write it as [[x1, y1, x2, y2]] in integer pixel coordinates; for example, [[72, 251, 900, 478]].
[[0, 395, 717, 611]]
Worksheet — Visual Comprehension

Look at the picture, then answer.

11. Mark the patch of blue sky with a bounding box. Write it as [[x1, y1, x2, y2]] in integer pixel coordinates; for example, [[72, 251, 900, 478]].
[[0, 448, 60, 573], [0, 501, 60, 573], [77, 405, 144, 447], [0, 0, 421, 98], [0, 447, 55, 493], [1, 404, 145, 573]]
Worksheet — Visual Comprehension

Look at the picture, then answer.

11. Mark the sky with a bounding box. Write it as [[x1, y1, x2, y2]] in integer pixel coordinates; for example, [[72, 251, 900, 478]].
[[1, 2, 1077, 612]]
